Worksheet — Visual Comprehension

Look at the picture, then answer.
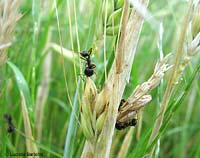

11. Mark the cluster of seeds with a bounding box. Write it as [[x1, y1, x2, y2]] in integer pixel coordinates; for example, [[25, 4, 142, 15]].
[[80, 49, 172, 141]]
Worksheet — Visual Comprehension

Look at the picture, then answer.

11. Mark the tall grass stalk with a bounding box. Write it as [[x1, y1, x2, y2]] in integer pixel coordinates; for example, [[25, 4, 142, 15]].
[[7, 61, 37, 152], [35, 15, 52, 140], [1, 0, 200, 157], [103, 0, 108, 80], [82, 0, 150, 157], [21, 94, 38, 153], [66, 0, 79, 90], [180, 86, 196, 158], [31, 0, 40, 104], [54, 0, 73, 108], [147, 1, 194, 156], [117, 127, 135, 158], [64, 78, 81, 158], [35, 49, 52, 141]]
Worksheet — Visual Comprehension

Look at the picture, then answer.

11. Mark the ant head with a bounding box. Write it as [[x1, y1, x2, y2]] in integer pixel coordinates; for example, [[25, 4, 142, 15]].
[[80, 48, 93, 58], [80, 50, 89, 58], [4, 114, 12, 122]]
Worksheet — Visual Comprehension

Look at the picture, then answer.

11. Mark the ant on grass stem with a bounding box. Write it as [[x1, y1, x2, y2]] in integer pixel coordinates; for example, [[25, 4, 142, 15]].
[[115, 99, 138, 130], [4, 114, 15, 133], [80, 48, 96, 77]]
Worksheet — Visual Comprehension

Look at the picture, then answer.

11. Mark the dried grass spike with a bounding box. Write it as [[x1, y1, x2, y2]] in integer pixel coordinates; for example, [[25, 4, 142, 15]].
[[96, 111, 107, 134], [188, 32, 200, 56], [0, 0, 22, 66], [84, 78, 97, 111], [81, 94, 93, 124], [128, 54, 172, 103], [192, 2, 200, 38], [94, 83, 110, 116], [126, 95, 152, 111], [81, 113, 94, 140], [118, 95, 151, 122]]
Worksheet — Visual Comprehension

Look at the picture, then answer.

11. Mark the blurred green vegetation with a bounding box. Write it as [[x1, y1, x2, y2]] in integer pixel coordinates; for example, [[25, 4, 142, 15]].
[[0, 0, 200, 158]]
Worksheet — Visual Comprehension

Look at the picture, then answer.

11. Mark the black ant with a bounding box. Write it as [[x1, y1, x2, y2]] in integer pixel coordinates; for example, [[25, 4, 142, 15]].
[[4, 114, 15, 133], [115, 99, 138, 130], [115, 118, 137, 130], [80, 48, 96, 77]]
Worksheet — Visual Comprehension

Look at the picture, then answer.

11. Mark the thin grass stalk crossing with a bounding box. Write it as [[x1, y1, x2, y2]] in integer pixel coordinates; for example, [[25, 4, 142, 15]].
[[147, 0, 194, 156]]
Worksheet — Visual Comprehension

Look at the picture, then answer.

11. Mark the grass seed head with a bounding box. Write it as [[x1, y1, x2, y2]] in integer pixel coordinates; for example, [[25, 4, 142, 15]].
[[94, 83, 110, 116], [107, 8, 122, 27], [115, 0, 124, 10], [116, 54, 171, 125], [0, 0, 22, 66], [187, 32, 200, 56], [117, 95, 151, 123], [129, 54, 172, 102], [81, 79, 111, 139], [96, 111, 107, 135], [81, 87, 95, 140], [81, 113, 94, 140], [84, 78, 97, 111], [192, 2, 200, 38]]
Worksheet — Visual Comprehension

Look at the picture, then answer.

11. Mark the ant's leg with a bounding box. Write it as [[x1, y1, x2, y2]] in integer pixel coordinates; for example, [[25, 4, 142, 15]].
[[80, 57, 87, 61], [91, 64, 96, 68], [88, 48, 93, 55]]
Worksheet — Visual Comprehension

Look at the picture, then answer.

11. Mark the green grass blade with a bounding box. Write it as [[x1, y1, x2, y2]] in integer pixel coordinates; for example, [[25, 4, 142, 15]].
[[64, 78, 81, 158], [85, 0, 102, 49], [152, 63, 200, 155], [15, 129, 62, 158], [6, 61, 34, 123], [128, 63, 200, 157]]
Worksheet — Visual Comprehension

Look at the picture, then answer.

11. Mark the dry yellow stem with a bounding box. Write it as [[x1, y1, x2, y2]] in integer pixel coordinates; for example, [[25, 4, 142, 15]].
[[147, 0, 194, 156], [35, 51, 52, 141], [117, 127, 135, 158], [82, 0, 149, 157], [21, 93, 38, 153], [95, 0, 150, 157], [116, 0, 130, 74]]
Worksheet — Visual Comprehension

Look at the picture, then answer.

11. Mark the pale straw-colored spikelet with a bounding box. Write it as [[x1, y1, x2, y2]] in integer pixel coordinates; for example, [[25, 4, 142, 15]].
[[120, 95, 152, 113], [0, 0, 22, 66], [192, 2, 200, 38], [84, 77, 97, 111], [174, 31, 200, 84], [83, 1, 153, 157], [81, 77, 110, 140], [173, 3, 200, 84], [188, 32, 200, 56], [128, 54, 172, 103], [21, 93, 38, 153], [94, 83, 110, 116], [81, 92, 95, 139], [96, 110, 107, 134], [117, 54, 172, 124], [81, 78, 100, 139], [81, 54, 171, 140]]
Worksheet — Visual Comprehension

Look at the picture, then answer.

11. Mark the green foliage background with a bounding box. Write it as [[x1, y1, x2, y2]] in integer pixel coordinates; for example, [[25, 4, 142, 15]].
[[0, 0, 200, 158]]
